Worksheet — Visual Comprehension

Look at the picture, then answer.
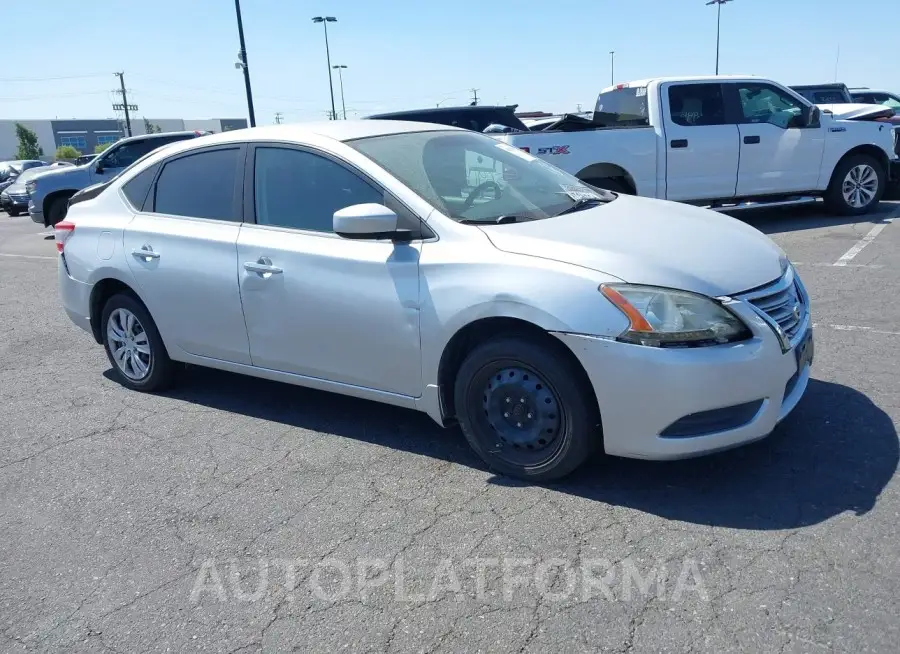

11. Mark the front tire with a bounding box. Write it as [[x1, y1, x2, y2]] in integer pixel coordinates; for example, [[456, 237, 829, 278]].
[[101, 293, 176, 392], [46, 196, 69, 227], [453, 336, 600, 481], [824, 154, 885, 215], [7, 209, 20, 217]]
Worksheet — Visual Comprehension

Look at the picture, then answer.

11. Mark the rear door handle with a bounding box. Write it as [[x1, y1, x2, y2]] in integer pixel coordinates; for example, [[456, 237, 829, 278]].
[[670, 139, 688, 149], [131, 246, 160, 261], [243, 258, 283, 276], [743, 135, 761, 144]]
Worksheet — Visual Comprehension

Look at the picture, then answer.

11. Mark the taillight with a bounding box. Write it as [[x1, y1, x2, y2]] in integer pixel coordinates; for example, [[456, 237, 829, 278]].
[[54, 221, 75, 253]]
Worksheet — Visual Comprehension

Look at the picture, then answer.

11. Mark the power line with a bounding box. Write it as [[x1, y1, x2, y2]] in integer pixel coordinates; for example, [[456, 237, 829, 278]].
[[0, 73, 110, 82], [0, 90, 112, 101]]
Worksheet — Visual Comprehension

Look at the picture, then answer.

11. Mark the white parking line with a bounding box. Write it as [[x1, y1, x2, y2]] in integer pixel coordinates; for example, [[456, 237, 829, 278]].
[[832, 207, 900, 266], [814, 322, 900, 336], [0, 253, 56, 260]]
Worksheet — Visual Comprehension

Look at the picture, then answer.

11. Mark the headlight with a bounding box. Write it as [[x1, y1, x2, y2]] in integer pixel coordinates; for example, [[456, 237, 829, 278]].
[[25, 181, 36, 195], [600, 284, 751, 347]]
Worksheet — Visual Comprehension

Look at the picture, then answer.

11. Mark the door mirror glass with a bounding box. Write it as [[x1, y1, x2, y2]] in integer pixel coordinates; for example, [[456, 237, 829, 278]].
[[333, 203, 399, 239]]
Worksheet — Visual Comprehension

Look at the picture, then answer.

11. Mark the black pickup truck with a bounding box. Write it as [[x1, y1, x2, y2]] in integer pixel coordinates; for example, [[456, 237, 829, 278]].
[[366, 105, 528, 133]]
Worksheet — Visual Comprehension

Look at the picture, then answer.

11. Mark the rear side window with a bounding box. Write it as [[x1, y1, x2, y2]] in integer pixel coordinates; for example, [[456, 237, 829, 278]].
[[594, 87, 650, 127], [667, 84, 726, 126], [153, 148, 240, 221], [122, 163, 160, 211], [812, 91, 847, 103]]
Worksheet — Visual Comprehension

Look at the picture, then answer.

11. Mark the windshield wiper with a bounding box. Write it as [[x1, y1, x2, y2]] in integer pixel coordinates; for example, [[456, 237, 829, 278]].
[[459, 215, 524, 225], [553, 197, 609, 217]]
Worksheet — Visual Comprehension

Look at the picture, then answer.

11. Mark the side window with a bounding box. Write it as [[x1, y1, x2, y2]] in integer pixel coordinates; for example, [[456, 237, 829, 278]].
[[101, 140, 157, 170], [667, 84, 726, 126], [736, 84, 805, 128], [121, 163, 160, 211], [253, 147, 384, 232], [153, 148, 240, 221]]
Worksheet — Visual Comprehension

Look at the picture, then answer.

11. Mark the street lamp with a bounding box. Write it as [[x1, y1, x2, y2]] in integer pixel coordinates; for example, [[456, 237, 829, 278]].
[[312, 16, 337, 120], [706, 0, 733, 75], [233, 0, 256, 127], [609, 51, 615, 86], [332, 65, 348, 120]]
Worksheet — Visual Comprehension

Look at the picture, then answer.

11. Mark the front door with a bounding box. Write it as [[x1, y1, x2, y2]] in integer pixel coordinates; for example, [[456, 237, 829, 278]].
[[123, 145, 252, 364], [237, 145, 422, 396], [730, 82, 825, 196], [662, 82, 740, 201]]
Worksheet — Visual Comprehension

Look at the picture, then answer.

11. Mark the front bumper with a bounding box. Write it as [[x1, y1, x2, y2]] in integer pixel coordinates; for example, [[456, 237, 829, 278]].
[[29, 201, 44, 225], [554, 301, 811, 460]]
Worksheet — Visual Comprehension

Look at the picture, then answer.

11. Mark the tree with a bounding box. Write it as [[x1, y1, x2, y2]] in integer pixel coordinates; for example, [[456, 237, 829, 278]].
[[95, 143, 112, 154], [15, 123, 44, 159], [55, 145, 81, 160], [143, 117, 162, 134]]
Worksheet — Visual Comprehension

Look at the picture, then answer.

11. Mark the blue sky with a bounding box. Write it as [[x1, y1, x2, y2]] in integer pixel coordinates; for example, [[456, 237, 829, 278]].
[[1, 0, 892, 123]]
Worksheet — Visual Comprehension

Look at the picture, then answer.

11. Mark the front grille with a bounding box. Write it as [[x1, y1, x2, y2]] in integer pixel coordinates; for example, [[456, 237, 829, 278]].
[[738, 268, 808, 343], [9, 193, 28, 202]]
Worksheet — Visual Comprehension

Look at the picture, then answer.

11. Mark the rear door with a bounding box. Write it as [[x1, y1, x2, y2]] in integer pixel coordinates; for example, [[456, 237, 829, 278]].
[[123, 144, 252, 364], [661, 82, 739, 201]]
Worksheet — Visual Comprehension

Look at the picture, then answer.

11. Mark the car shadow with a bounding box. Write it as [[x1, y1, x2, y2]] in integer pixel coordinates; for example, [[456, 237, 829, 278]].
[[121, 368, 897, 530], [732, 200, 899, 235]]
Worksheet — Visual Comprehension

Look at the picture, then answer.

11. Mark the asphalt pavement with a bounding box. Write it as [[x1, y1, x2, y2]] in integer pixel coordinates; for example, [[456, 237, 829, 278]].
[[1, 201, 898, 653]]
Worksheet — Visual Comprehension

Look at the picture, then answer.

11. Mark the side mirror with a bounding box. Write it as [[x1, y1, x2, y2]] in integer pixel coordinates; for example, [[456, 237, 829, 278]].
[[334, 203, 407, 240], [95, 163, 104, 174]]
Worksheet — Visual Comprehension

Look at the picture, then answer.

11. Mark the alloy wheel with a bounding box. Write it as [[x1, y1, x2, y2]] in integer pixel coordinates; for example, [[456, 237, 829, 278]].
[[106, 308, 152, 380], [842, 164, 878, 209]]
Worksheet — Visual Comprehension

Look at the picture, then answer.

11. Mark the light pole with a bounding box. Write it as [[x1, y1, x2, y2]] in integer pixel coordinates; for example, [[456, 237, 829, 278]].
[[233, 0, 256, 127], [312, 16, 337, 120], [706, 0, 733, 75], [609, 51, 615, 86], [332, 65, 348, 120]]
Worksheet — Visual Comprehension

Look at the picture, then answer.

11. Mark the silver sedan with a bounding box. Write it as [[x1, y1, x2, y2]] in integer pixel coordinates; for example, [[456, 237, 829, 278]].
[[55, 121, 813, 481]]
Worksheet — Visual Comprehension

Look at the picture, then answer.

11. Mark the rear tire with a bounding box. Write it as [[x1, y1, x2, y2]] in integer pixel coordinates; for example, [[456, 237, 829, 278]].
[[453, 336, 600, 482], [46, 196, 69, 227], [824, 154, 885, 215], [101, 293, 176, 392]]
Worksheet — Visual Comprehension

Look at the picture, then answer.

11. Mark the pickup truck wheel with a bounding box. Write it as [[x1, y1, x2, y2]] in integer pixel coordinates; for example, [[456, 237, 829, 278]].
[[46, 196, 70, 227], [584, 177, 629, 194], [453, 336, 600, 482], [825, 155, 885, 215]]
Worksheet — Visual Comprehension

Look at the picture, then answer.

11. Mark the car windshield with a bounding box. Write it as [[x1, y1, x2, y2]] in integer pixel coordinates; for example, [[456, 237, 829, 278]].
[[348, 130, 613, 224]]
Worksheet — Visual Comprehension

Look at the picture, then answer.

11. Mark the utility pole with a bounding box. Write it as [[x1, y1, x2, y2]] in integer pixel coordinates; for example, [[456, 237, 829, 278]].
[[233, 0, 256, 127], [609, 51, 615, 86], [332, 65, 348, 120], [706, 0, 733, 75], [114, 72, 132, 137], [471, 88, 479, 106], [313, 17, 338, 120], [275, 112, 283, 124]]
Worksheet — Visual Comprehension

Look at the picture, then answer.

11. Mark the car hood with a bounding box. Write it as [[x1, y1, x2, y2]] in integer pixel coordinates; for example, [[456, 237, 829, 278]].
[[819, 103, 898, 121], [479, 195, 784, 298]]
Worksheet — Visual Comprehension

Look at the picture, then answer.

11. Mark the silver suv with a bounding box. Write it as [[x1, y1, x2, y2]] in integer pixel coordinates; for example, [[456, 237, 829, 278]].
[[28, 131, 210, 226]]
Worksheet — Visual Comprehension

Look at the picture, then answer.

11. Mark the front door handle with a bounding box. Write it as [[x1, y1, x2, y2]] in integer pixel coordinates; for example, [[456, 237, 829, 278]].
[[743, 135, 761, 144], [131, 245, 160, 261], [670, 139, 688, 149], [243, 258, 283, 276]]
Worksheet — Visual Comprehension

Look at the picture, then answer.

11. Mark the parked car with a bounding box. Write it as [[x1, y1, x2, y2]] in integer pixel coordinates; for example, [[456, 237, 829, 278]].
[[367, 105, 528, 133], [74, 154, 98, 166], [0, 166, 52, 216], [0, 159, 47, 193], [491, 76, 900, 215], [790, 82, 854, 105], [55, 121, 813, 481], [849, 88, 900, 115], [790, 82, 900, 126], [27, 130, 212, 227]]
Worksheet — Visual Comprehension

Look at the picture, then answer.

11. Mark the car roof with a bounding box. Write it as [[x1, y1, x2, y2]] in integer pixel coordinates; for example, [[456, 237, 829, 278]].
[[602, 75, 765, 91], [790, 83, 849, 90], [148, 120, 459, 155]]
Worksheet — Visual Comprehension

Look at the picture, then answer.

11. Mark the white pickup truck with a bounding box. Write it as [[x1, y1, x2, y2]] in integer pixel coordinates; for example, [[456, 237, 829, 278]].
[[492, 75, 900, 215]]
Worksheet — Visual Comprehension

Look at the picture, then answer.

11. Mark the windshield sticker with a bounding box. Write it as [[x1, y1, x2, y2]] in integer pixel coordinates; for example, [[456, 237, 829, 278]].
[[537, 145, 570, 155], [559, 185, 603, 201], [495, 141, 537, 161], [635, 87, 647, 97]]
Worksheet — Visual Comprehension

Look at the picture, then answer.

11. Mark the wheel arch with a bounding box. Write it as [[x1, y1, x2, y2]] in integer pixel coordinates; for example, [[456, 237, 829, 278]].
[[42, 189, 79, 225], [575, 163, 637, 194], [829, 145, 890, 186], [435, 316, 597, 425], [88, 277, 151, 345]]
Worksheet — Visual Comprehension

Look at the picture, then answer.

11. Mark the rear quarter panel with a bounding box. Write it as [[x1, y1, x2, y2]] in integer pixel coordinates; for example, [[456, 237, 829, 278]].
[[496, 127, 659, 196], [818, 117, 896, 188]]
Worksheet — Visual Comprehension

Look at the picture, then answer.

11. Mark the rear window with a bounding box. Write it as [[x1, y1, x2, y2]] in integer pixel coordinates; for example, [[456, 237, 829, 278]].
[[594, 87, 650, 127]]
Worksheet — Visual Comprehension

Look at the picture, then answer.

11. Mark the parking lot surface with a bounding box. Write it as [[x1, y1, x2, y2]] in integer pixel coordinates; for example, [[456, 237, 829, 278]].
[[1, 202, 899, 653]]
